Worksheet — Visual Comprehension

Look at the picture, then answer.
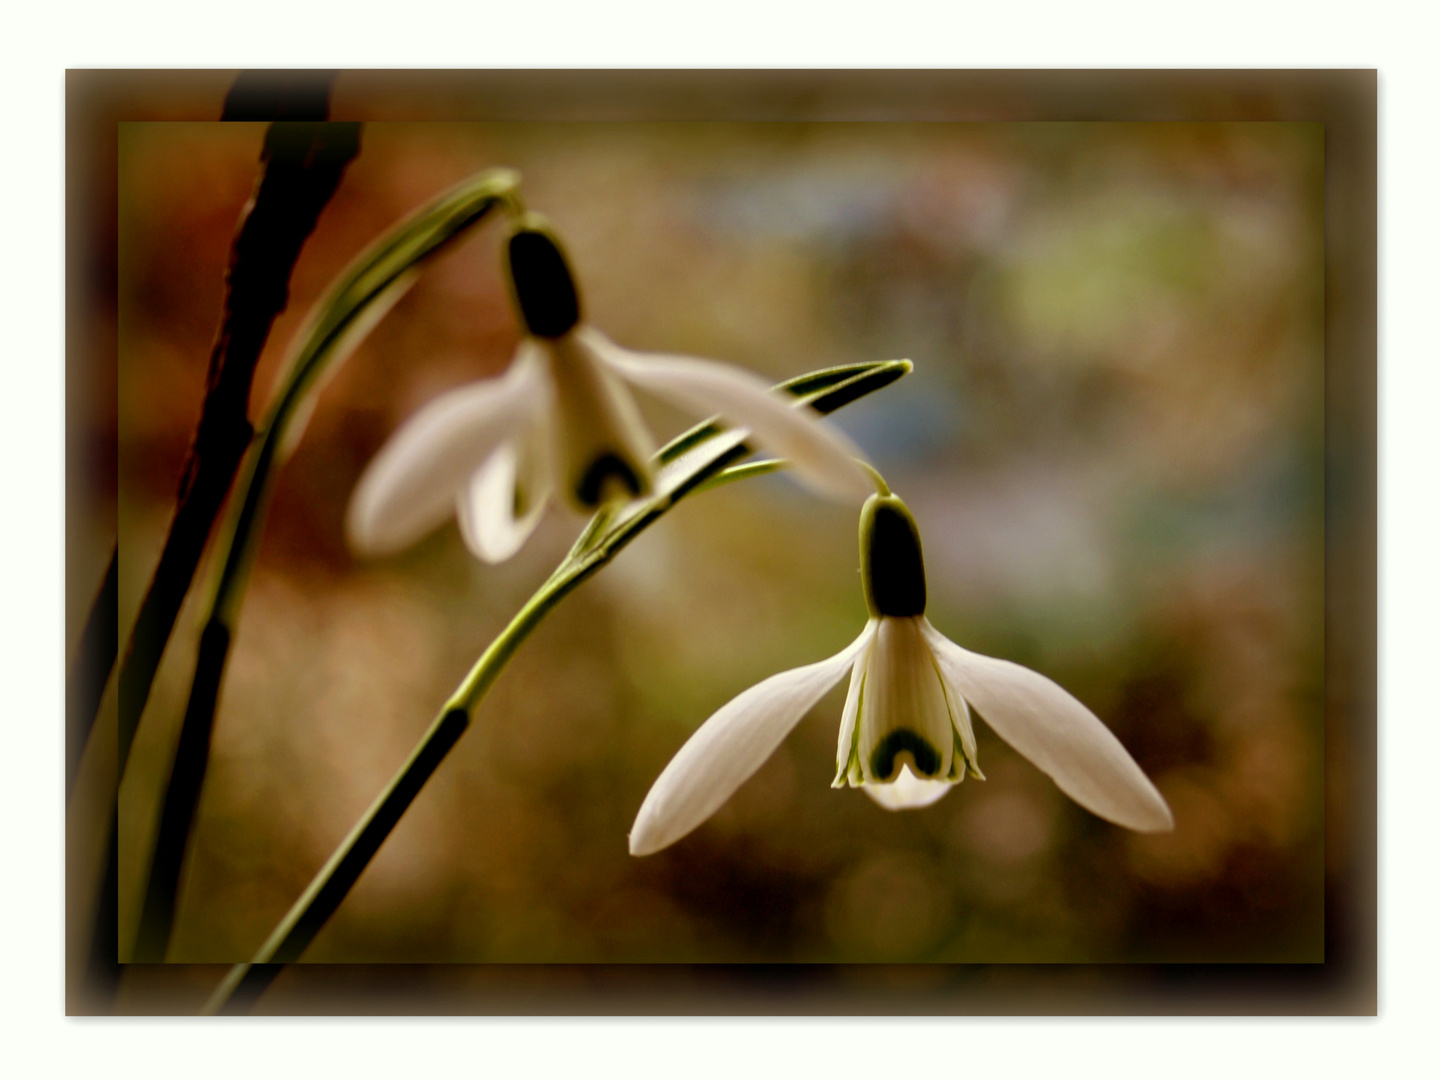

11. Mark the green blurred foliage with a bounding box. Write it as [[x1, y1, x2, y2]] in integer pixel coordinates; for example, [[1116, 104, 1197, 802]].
[[116, 121, 1324, 964]]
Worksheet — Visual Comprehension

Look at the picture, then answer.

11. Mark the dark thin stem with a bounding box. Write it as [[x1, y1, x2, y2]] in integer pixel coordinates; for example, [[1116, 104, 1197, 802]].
[[269, 708, 472, 963], [222, 71, 336, 122], [203, 709, 471, 1012], [132, 621, 233, 961], [116, 115, 361, 774], [66, 547, 117, 795], [202, 554, 598, 1016], [128, 173, 515, 964], [202, 570, 588, 1014], [213, 964, 285, 1015], [79, 817, 122, 1013], [69, 72, 358, 1014], [67, 77, 337, 793]]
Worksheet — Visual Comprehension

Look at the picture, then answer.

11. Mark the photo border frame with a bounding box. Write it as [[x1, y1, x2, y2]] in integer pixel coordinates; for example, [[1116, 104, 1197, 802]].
[[65, 68, 1376, 1015]]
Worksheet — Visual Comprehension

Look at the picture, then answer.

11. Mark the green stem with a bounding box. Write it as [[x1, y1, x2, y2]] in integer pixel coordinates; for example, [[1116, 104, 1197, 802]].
[[202, 565, 587, 1014], [202, 522, 627, 1014], [692, 458, 784, 494], [201, 358, 911, 1014], [855, 459, 892, 497]]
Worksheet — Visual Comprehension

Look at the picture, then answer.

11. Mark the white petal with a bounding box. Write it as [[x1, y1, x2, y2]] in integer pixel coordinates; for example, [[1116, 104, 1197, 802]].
[[454, 414, 554, 564], [920, 620, 1174, 833], [936, 672, 982, 780], [833, 620, 877, 784], [856, 617, 955, 784], [586, 328, 873, 503], [863, 765, 954, 811], [346, 348, 545, 556], [543, 332, 656, 509], [629, 624, 875, 857]]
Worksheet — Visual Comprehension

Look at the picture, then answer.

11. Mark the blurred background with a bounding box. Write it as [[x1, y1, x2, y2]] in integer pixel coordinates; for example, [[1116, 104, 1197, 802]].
[[114, 120, 1324, 967]]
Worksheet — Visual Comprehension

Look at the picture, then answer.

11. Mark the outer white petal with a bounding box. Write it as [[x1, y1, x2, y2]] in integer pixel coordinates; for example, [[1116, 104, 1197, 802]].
[[629, 624, 876, 857], [833, 620, 877, 784], [919, 620, 1174, 833], [346, 348, 545, 556], [863, 765, 954, 811], [585, 328, 873, 503], [936, 670, 982, 780], [455, 413, 554, 564]]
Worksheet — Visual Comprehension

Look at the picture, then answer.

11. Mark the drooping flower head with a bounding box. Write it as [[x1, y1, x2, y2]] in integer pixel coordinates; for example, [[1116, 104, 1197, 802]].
[[346, 213, 874, 563], [629, 479, 1174, 856]]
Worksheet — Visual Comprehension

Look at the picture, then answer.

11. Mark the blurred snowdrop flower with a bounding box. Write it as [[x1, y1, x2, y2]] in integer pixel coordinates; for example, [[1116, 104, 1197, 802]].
[[346, 214, 873, 563], [629, 483, 1173, 855]]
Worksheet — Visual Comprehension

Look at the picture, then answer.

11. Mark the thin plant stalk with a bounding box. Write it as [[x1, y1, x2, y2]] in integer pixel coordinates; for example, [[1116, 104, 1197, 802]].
[[130, 169, 524, 962], [202, 358, 910, 1014], [116, 119, 362, 774], [75, 93, 352, 1014]]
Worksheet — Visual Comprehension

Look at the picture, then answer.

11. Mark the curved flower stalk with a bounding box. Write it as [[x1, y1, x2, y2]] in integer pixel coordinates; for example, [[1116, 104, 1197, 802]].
[[346, 213, 874, 564], [201, 358, 911, 1015], [629, 476, 1174, 857]]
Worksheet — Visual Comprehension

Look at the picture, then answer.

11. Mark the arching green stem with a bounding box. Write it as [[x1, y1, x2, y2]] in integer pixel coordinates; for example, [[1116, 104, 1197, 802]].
[[201, 358, 911, 1014]]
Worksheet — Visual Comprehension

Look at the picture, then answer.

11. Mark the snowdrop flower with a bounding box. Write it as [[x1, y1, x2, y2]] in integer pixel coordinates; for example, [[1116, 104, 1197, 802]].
[[629, 480, 1173, 855], [346, 214, 873, 563]]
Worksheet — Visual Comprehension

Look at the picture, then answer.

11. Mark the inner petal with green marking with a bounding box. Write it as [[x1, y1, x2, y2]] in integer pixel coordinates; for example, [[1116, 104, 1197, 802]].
[[544, 334, 656, 510], [856, 617, 955, 783]]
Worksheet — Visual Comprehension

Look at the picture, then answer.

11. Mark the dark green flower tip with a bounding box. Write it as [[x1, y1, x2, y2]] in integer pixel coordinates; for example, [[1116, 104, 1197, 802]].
[[506, 215, 580, 339], [860, 493, 927, 617]]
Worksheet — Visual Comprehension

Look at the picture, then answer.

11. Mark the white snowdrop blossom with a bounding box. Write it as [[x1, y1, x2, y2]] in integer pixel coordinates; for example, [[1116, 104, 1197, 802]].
[[346, 215, 873, 563], [629, 488, 1174, 856]]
